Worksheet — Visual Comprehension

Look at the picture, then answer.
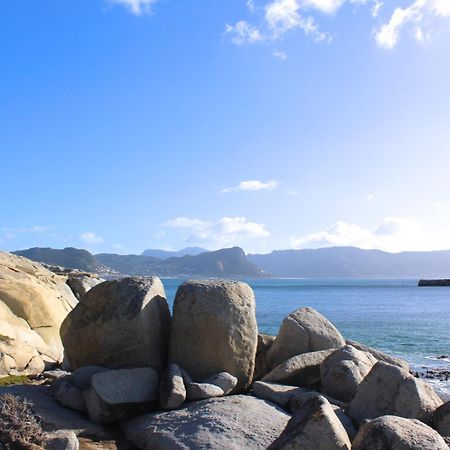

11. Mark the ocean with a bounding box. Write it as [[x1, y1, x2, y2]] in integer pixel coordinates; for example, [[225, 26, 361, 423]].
[[163, 278, 450, 398]]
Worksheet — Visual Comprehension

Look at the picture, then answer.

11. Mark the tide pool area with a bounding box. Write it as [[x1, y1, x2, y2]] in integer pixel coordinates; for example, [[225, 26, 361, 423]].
[[164, 277, 450, 396]]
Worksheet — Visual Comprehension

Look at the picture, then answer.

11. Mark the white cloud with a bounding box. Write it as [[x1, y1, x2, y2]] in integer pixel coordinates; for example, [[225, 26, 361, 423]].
[[247, 0, 257, 13], [273, 50, 288, 59], [365, 193, 374, 200], [225, 21, 264, 45], [290, 217, 450, 252], [225, 0, 449, 49], [164, 216, 270, 248], [108, 0, 158, 15], [164, 217, 212, 228], [302, 0, 346, 14], [375, 0, 450, 49], [221, 179, 278, 193], [80, 232, 104, 244]]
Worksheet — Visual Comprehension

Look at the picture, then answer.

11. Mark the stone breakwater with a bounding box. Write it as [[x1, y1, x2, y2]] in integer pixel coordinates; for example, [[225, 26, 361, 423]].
[[0, 252, 449, 449]]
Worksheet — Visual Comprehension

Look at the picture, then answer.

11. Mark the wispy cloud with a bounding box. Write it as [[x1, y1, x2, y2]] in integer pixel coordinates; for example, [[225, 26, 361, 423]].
[[375, 0, 450, 49], [1, 225, 50, 241], [273, 50, 288, 59], [220, 179, 277, 194], [365, 193, 374, 200], [225, 0, 450, 49], [80, 231, 104, 244], [108, 0, 158, 15], [225, 21, 264, 45], [290, 217, 450, 252], [164, 216, 270, 248]]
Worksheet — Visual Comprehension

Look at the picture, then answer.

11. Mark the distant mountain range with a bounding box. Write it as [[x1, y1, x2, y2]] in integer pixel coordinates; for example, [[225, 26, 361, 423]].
[[248, 247, 450, 278], [12, 246, 450, 279], [141, 247, 207, 259], [13, 246, 264, 278]]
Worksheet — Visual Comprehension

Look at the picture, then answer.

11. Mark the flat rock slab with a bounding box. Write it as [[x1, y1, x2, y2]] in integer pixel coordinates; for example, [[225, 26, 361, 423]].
[[263, 349, 334, 387], [122, 395, 291, 449], [0, 385, 110, 440], [252, 381, 311, 409]]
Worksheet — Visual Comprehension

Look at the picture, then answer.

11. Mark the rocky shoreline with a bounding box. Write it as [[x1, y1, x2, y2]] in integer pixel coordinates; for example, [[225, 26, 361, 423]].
[[0, 251, 449, 449]]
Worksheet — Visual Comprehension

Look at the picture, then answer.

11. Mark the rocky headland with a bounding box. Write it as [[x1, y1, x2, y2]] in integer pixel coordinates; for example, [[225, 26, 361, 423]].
[[0, 250, 449, 449]]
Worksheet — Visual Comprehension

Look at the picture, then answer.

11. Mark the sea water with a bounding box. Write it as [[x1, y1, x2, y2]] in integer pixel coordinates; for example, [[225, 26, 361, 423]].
[[163, 278, 450, 397]]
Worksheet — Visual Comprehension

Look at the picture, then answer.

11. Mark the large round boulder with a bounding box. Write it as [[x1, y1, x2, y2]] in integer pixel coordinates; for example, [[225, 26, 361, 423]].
[[122, 395, 290, 449], [352, 415, 448, 450], [61, 277, 171, 371], [349, 361, 443, 426], [168, 280, 258, 393], [320, 344, 378, 402], [267, 307, 345, 369], [0, 251, 78, 370]]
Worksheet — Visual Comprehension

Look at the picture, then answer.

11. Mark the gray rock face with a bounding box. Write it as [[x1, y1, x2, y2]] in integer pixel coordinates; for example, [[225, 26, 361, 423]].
[[352, 415, 448, 450], [61, 277, 171, 371], [254, 334, 276, 381], [267, 307, 345, 369], [84, 367, 160, 424], [46, 430, 79, 450], [268, 395, 351, 450], [203, 372, 238, 395], [168, 280, 258, 393], [349, 361, 443, 426], [289, 391, 347, 413], [122, 395, 290, 450], [185, 382, 225, 401], [252, 381, 311, 410], [159, 363, 186, 410], [66, 275, 103, 301], [320, 345, 377, 402], [54, 379, 86, 413], [0, 384, 111, 440], [433, 401, 450, 437], [263, 349, 334, 387], [346, 339, 410, 371]]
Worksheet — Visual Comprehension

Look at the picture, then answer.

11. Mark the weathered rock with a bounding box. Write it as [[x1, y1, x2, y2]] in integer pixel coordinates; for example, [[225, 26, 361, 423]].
[[83, 367, 159, 424], [43, 370, 70, 381], [263, 349, 334, 387], [61, 277, 171, 371], [289, 391, 347, 413], [346, 339, 409, 371], [252, 381, 311, 410], [349, 361, 443, 425], [433, 401, 450, 437], [267, 307, 345, 369], [320, 345, 377, 402], [169, 280, 258, 393], [268, 395, 351, 450], [203, 372, 238, 395], [54, 379, 86, 413], [0, 384, 111, 439], [70, 366, 110, 392], [352, 415, 448, 450], [122, 395, 290, 449], [66, 275, 103, 301], [159, 363, 186, 410], [254, 334, 276, 381], [46, 430, 79, 450], [185, 382, 225, 401], [288, 391, 354, 438], [0, 252, 77, 369]]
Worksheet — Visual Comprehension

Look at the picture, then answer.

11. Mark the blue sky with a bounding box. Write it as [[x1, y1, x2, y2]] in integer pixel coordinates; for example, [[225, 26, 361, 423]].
[[1, 0, 450, 255]]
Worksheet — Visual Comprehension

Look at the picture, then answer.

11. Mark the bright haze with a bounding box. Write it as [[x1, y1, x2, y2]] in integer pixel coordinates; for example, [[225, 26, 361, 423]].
[[1, 0, 450, 255]]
